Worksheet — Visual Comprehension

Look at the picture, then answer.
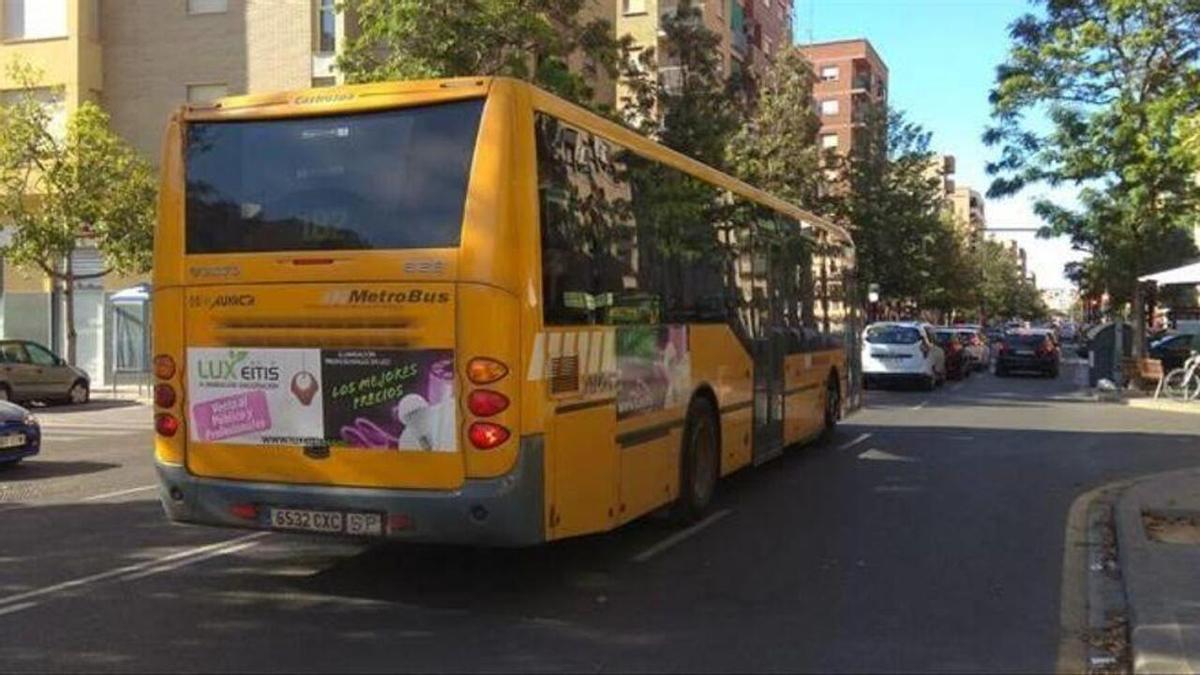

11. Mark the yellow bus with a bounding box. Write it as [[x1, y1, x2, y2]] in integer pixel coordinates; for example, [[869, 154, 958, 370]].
[[152, 77, 860, 545]]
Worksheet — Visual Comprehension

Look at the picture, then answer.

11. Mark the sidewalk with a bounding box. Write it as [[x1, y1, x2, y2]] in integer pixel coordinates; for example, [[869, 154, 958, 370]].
[[1116, 468, 1200, 674], [92, 383, 152, 405]]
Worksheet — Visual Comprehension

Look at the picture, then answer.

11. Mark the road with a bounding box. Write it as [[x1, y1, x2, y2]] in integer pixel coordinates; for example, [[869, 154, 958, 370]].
[[2, 363, 1199, 673]]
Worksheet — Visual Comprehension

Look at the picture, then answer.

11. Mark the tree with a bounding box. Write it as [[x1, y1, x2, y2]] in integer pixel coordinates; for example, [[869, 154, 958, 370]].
[[620, 0, 739, 169], [833, 104, 957, 317], [337, 0, 627, 108], [986, 0, 1200, 355], [0, 62, 156, 365], [726, 46, 824, 209]]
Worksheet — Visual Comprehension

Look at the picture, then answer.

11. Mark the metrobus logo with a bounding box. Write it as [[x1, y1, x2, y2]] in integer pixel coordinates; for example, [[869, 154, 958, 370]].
[[322, 289, 451, 305]]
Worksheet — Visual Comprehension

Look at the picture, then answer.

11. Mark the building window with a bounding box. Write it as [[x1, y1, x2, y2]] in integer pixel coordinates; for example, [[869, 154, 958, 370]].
[[820, 99, 839, 116], [622, 0, 646, 15], [821, 133, 839, 150], [820, 66, 839, 81], [0, 87, 66, 140], [311, 76, 336, 88], [187, 0, 228, 15], [3, 0, 67, 41], [317, 0, 336, 53], [187, 83, 228, 103]]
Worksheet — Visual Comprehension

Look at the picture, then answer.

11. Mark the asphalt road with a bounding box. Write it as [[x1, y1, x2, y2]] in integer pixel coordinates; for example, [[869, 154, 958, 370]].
[[2, 362, 1199, 673]]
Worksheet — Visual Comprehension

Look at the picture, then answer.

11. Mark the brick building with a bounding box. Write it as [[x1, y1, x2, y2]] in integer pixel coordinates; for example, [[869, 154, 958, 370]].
[[797, 38, 888, 156]]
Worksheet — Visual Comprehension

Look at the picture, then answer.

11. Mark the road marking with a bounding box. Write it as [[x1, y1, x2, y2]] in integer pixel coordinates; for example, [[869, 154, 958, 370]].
[[837, 433, 872, 452], [0, 602, 38, 617], [631, 509, 732, 563], [119, 540, 261, 582], [858, 448, 918, 463], [81, 485, 158, 502], [912, 400, 929, 410], [0, 532, 268, 613]]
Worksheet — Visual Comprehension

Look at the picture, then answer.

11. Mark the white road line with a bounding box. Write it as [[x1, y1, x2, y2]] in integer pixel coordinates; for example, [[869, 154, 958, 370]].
[[631, 508, 732, 563], [0, 602, 38, 617], [81, 485, 158, 502], [837, 433, 872, 452], [912, 400, 929, 411], [119, 541, 260, 582], [0, 532, 268, 611]]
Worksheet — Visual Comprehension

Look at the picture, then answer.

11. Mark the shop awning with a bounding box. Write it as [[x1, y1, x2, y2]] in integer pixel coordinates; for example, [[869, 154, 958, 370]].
[[1138, 261, 1200, 285]]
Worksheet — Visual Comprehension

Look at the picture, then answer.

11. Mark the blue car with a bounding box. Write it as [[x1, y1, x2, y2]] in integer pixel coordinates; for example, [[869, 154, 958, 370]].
[[0, 401, 40, 467]]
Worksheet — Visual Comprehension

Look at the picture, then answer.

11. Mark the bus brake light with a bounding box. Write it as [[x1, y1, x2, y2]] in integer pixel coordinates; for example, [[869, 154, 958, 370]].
[[468, 422, 510, 450], [467, 390, 509, 417], [154, 384, 177, 408], [155, 413, 180, 437]]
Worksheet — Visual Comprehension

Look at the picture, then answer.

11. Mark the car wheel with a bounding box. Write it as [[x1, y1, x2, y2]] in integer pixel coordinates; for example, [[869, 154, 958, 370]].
[[68, 380, 89, 405], [671, 396, 720, 524]]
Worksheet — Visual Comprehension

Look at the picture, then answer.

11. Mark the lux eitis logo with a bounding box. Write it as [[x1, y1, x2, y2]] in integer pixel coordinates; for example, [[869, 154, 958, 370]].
[[196, 350, 281, 383]]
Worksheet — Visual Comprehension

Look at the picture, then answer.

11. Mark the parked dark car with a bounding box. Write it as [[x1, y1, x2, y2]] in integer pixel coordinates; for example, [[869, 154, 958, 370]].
[[1148, 333, 1196, 371], [0, 340, 90, 405], [932, 329, 970, 381], [996, 331, 1060, 378], [0, 400, 40, 467]]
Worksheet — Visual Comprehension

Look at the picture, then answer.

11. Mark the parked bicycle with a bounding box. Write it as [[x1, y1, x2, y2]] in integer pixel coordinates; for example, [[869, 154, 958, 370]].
[[1160, 350, 1200, 402]]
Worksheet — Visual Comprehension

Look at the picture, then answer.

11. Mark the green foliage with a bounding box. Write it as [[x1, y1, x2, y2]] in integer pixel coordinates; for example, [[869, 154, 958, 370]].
[[337, 0, 627, 108], [986, 0, 1200, 335], [974, 238, 1048, 322], [726, 46, 823, 209], [0, 60, 156, 363], [831, 104, 964, 315]]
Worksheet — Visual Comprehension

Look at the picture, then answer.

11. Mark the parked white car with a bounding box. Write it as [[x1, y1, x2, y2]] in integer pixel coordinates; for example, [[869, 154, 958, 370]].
[[861, 322, 946, 390]]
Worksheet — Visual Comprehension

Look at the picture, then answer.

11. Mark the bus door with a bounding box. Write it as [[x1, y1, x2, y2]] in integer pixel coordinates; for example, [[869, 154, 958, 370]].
[[752, 244, 786, 465]]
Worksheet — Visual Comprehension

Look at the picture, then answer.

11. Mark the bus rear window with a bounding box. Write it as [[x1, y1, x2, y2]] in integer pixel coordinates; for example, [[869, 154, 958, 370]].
[[185, 99, 484, 254]]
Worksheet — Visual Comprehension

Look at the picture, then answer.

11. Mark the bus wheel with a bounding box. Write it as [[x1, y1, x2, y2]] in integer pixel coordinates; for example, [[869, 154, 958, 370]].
[[821, 374, 840, 439], [672, 396, 719, 524]]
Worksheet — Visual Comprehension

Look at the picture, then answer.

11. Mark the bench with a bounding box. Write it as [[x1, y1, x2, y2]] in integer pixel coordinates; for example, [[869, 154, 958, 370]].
[[1141, 359, 1166, 399]]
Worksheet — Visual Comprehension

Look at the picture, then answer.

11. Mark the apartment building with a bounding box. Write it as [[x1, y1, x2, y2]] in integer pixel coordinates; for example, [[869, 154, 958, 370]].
[[0, 0, 348, 385], [798, 38, 888, 156], [614, 0, 792, 102], [949, 186, 986, 243]]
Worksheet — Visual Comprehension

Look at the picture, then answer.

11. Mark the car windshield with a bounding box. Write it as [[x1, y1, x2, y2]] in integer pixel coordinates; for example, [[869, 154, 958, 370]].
[[866, 325, 923, 345], [957, 331, 977, 342]]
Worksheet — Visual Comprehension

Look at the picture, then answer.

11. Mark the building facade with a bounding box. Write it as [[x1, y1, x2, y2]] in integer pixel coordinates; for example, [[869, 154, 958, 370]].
[[0, 0, 349, 385], [797, 38, 888, 156], [949, 185, 986, 243], [614, 0, 792, 104]]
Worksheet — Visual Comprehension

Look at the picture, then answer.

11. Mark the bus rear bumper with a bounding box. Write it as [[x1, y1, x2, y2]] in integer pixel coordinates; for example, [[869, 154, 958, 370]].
[[155, 436, 545, 547]]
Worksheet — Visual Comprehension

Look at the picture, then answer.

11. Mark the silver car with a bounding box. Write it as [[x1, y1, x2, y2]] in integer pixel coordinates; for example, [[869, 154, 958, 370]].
[[0, 340, 90, 405]]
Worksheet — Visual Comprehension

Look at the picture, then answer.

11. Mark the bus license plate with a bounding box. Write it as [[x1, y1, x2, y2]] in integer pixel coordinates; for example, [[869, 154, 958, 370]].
[[0, 433, 26, 448], [269, 508, 383, 536]]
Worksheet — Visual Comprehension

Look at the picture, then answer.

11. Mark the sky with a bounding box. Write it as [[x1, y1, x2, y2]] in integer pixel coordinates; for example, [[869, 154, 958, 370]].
[[793, 0, 1084, 289]]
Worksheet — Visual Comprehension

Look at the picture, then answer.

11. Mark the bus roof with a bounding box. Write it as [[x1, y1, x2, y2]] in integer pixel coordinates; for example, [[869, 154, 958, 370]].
[[178, 76, 855, 250]]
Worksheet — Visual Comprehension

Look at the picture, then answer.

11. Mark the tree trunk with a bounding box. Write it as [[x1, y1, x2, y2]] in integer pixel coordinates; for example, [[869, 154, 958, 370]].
[[1131, 281, 1145, 359], [63, 254, 77, 366]]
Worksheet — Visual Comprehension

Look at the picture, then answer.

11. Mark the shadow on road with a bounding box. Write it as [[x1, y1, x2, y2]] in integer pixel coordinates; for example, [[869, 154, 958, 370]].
[[0, 460, 119, 482]]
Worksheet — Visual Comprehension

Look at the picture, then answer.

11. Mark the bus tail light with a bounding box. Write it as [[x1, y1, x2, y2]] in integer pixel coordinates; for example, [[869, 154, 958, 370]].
[[468, 422, 510, 450], [467, 358, 508, 385], [154, 384, 177, 409], [467, 390, 509, 417], [153, 354, 176, 380], [155, 413, 180, 437]]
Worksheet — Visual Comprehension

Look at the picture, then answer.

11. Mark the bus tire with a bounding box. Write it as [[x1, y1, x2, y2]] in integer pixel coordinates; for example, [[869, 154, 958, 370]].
[[671, 396, 720, 524]]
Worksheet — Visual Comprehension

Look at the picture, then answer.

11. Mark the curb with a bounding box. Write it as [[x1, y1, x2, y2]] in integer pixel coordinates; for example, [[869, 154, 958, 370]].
[[1115, 468, 1200, 675]]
